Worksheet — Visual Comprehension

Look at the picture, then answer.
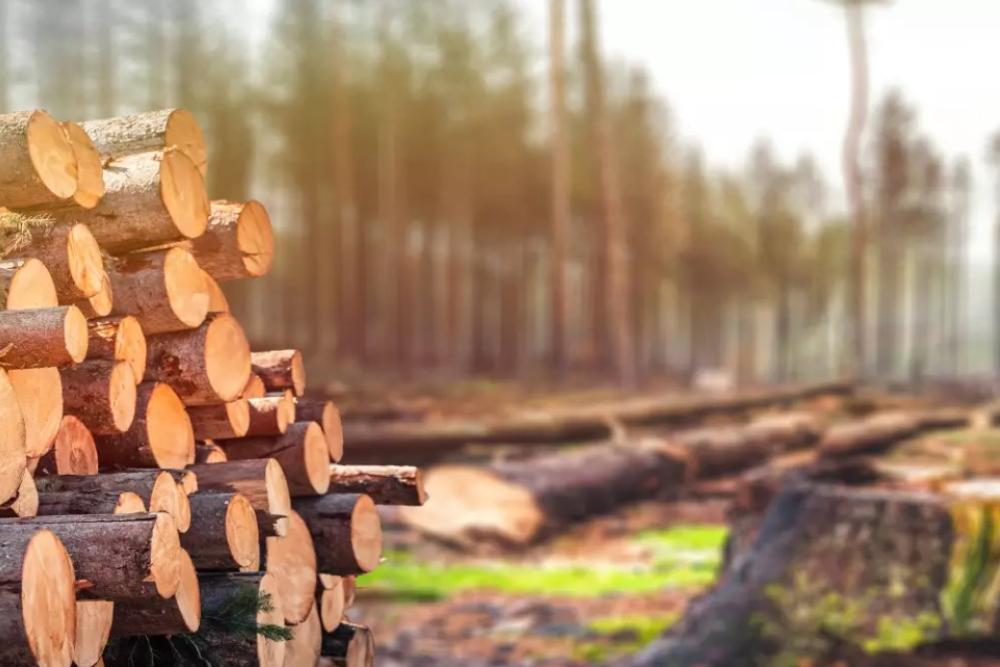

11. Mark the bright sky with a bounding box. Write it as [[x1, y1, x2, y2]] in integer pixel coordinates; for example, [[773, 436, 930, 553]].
[[517, 0, 1000, 262]]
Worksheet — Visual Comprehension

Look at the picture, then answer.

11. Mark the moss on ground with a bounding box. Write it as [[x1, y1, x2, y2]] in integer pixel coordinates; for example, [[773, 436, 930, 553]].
[[362, 524, 728, 601]]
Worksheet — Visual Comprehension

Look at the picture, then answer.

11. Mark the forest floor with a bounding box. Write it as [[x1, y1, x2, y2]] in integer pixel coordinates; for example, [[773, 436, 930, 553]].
[[350, 495, 731, 666]]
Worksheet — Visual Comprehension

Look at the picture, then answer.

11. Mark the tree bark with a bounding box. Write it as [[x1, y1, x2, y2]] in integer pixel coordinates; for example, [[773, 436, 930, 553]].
[[80, 109, 207, 175], [188, 398, 250, 440], [251, 349, 305, 397], [294, 494, 382, 575], [219, 422, 330, 496], [188, 459, 291, 537], [86, 315, 146, 384], [144, 313, 251, 405], [108, 548, 200, 636], [60, 359, 136, 434], [0, 513, 182, 601], [0, 109, 77, 208], [186, 200, 274, 281], [243, 393, 294, 437], [0, 305, 87, 368], [107, 246, 208, 334], [35, 415, 98, 475], [328, 465, 426, 506], [180, 492, 260, 572], [93, 381, 194, 470], [9, 223, 105, 301], [42, 149, 209, 253]]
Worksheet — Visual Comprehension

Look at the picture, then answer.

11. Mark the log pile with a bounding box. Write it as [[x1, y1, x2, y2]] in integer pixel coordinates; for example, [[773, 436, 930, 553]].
[[0, 107, 422, 666]]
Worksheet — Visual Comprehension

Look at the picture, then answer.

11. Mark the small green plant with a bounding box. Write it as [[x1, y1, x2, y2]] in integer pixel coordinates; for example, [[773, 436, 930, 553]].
[[0, 211, 52, 258]]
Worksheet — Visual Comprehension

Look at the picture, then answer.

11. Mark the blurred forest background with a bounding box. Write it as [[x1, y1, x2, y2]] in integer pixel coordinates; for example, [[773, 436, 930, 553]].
[[5, 0, 992, 388]]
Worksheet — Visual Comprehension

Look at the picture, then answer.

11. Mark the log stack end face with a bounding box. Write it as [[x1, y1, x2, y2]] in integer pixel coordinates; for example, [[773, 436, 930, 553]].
[[237, 200, 275, 278], [258, 573, 288, 667], [61, 123, 105, 209], [22, 529, 76, 667], [64, 224, 106, 299], [204, 313, 251, 403], [352, 495, 382, 573], [163, 246, 210, 329], [226, 493, 261, 572], [26, 109, 78, 202], [150, 512, 183, 599], [159, 148, 209, 240], [145, 382, 195, 469]]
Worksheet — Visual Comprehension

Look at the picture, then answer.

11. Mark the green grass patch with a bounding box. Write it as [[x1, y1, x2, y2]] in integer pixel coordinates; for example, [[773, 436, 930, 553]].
[[572, 613, 680, 663], [362, 524, 727, 601]]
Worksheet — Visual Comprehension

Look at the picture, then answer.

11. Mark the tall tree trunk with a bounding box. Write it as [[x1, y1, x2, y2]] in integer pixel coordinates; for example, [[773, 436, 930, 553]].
[[994, 213, 1000, 377], [548, 0, 570, 374], [876, 236, 900, 378], [842, 3, 870, 377], [579, 0, 636, 386]]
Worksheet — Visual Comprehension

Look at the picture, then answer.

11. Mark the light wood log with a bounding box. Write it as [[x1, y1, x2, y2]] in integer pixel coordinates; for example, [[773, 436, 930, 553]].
[[62, 122, 104, 209], [294, 494, 381, 575], [188, 398, 250, 440], [93, 381, 194, 470], [0, 529, 76, 667], [0, 305, 87, 368], [9, 367, 63, 459], [0, 256, 57, 309], [203, 269, 229, 313], [220, 422, 330, 496], [317, 576, 345, 632], [819, 411, 923, 458], [264, 511, 317, 624], [0, 513, 182, 601], [35, 470, 189, 531], [43, 149, 208, 252], [86, 315, 145, 384], [297, 399, 343, 462], [0, 109, 77, 208], [107, 246, 208, 334], [74, 273, 112, 318], [188, 200, 274, 281], [0, 368, 26, 503], [320, 623, 374, 667], [74, 599, 113, 667], [180, 492, 259, 572], [35, 415, 98, 475], [80, 109, 207, 175], [341, 577, 356, 608], [188, 459, 291, 537], [328, 465, 426, 506], [285, 602, 322, 667], [60, 359, 135, 434], [242, 373, 265, 399], [192, 573, 286, 667], [242, 392, 294, 437], [0, 468, 37, 517], [145, 313, 251, 405], [109, 548, 200, 636], [194, 442, 227, 463], [252, 349, 305, 397], [10, 222, 104, 301]]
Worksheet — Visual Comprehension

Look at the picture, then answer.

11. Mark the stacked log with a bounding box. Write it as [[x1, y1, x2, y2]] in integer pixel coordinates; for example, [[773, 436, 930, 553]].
[[0, 108, 405, 666]]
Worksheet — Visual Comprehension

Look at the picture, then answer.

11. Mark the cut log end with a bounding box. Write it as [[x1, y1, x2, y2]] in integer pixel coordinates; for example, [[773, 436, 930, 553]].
[[74, 599, 113, 667], [40, 415, 98, 475], [251, 349, 305, 396], [399, 465, 544, 547], [203, 270, 229, 313], [242, 373, 265, 399], [62, 359, 137, 434], [319, 577, 345, 632], [160, 148, 209, 240], [64, 305, 89, 362], [150, 512, 182, 599], [227, 493, 261, 572], [64, 223, 106, 298], [146, 382, 196, 469], [175, 549, 201, 632], [88, 315, 146, 383], [3, 257, 58, 310], [265, 510, 317, 624], [3, 470, 38, 517], [0, 368, 26, 503], [114, 491, 146, 514], [22, 529, 77, 667], [164, 109, 207, 176], [194, 442, 227, 464], [347, 495, 383, 573], [285, 603, 322, 667], [149, 471, 191, 533], [205, 313, 252, 402], [11, 367, 63, 459], [165, 246, 209, 328], [236, 200, 275, 277], [77, 274, 113, 319], [258, 573, 288, 667], [297, 399, 343, 461], [63, 122, 105, 209], [266, 458, 293, 534], [27, 109, 78, 201]]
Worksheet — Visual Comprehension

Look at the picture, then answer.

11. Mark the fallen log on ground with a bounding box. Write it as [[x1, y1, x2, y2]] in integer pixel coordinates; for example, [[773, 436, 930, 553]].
[[328, 465, 426, 506], [342, 380, 852, 463]]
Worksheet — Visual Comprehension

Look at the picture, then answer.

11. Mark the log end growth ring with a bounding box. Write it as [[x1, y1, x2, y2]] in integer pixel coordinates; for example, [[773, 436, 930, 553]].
[[351, 495, 383, 573], [115, 315, 146, 383], [237, 200, 275, 277], [0, 369, 27, 503], [303, 421, 331, 495], [51, 415, 98, 475], [205, 314, 251, 402], [6, 258, 58, 310], [65, 224, 105, 298], [257, 573, 287, 667], [26, 110, 78, 200], [145, 382, 195, 470], [159, 149, 209, 240], [265, 511, 317, 624], [63, 305, 89, 363], [225, 492, 260, 572], [164, 109, 207, 176], [62, 123, 105, 209], [73, 599, 113, 667], [265, 458, 292, 537], [163, 247, 209, 329], [22, 529, 76, 667], [150, 512, 182, 599], [175, 549, 201, 632], [108, 361, 137, 433]]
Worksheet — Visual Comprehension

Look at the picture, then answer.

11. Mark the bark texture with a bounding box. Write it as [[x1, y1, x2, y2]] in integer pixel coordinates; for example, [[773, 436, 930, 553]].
[[328, 465, 426, 506]]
